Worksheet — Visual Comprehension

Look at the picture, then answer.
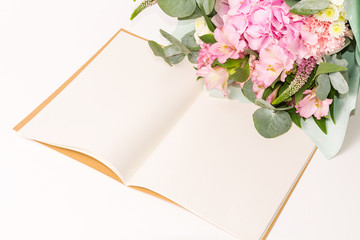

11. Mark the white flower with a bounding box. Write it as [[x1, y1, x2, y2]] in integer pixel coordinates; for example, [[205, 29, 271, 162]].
[[315, 4, 340, 22], [330, 0, 344, 5], [194, 17, 211, 44], [329, 21, 346, 37]]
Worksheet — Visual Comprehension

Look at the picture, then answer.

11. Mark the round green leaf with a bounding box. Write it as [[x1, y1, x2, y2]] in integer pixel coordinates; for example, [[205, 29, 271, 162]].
[[253, 108, 292, 138], [316, 74, 331, 100], [290, 0, 329, 15], [329, 71, 349, 94], [157, 0, 197, 18]]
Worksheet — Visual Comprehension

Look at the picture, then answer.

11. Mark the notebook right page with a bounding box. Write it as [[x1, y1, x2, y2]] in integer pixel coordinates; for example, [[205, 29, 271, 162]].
[[128, 91, 315, 240]]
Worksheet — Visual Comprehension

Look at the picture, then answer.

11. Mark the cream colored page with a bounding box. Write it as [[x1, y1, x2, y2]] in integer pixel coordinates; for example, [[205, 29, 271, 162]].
[[128, 92, 315, 240], [19, 31, 202, 181]]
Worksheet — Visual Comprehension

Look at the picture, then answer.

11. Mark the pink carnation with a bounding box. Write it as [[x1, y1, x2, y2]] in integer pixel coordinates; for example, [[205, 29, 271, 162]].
[[302, 17, 346, 59]]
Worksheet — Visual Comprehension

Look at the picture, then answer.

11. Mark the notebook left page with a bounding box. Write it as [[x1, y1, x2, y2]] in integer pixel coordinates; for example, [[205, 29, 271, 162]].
[[18, 30, 202, 181]]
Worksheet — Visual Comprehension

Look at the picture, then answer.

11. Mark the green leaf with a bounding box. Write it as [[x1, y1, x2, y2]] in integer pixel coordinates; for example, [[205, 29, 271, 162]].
[[253, 108, 292, 138], [289, 0, 329, 15], [181, 30, 201, 51], [315, 62, 347, 78], [160, 29, 192, 55], [164, 45, 185, 64], [328, 87, 336, 124], [187, 50, 199, 64], [316, 74, 331, 100], [199, 7, 215, 32], [284, 0, 300, 7], [148, 40, 172, 66], [199, 34, 216, 44], [130, 0, 157, 20], [213, 58, 241, 68], [313, 116, 328, 135], [196, 0, 215, 15], [288, 108, 302, 128], [255, 98, 276, 110], [242, 80, 256, 103], [244, 49, 259, 58], [329, 71, 349, 94], [178, 5, 202, 20], [157, 0, 197, 18], [230, 61, 250, 83]]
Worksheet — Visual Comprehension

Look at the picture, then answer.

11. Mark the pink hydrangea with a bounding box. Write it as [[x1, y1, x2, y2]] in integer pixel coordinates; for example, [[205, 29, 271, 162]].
[[296, 89, 333, 120], [302, 17, 346, 59], [197, 41, 217, 69]]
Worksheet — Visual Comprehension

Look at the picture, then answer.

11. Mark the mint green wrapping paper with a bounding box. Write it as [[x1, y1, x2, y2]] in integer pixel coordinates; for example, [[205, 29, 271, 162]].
[[173, 1, 360, 159]]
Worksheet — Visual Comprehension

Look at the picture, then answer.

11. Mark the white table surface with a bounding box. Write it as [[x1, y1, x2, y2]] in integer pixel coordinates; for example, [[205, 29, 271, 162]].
[[1, 1, 360, 239]]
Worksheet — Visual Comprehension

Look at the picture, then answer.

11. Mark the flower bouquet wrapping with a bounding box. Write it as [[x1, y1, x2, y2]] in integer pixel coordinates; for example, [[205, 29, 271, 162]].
[[131, 0, 360, 158]]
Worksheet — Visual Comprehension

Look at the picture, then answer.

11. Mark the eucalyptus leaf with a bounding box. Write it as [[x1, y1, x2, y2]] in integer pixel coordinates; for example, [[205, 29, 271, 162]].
[[181, 30, 201, 51], [164, 45, 185, 64], [253, 108, 292, 138], [178, 5, 202, 20], [316, 74, 331, 100], [289, 0, 329, 15], [242, 80, 256, 103], [255, 98, 276, 110], [329, 71, 349, 94], [188, 50, 199, 64], [160, 29, 192, 55], [157, 0, 197, 18], [148, 40, 172, 66], [196, 0, 215, 15]]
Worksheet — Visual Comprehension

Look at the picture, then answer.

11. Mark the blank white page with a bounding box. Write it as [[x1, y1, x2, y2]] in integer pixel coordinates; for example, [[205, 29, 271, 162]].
[[18, 31, 202, 181], [128, 92, 315, 240]]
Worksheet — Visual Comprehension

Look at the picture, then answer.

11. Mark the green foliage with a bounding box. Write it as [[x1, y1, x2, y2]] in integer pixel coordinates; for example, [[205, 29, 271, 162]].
[[164, 45, 185, 64], [199, 7, 215, 32], [230, 61, 250, 83], [315, 62, 347, 78], [148, 41, 172, 66], [242, 80, 256, 103], [316, 74, 331, 100], [160, 29, 192, 55], [328, 87, 336, 124], [288, 108, 302, 128], [178, 6, 202, 20], [313, 116, 328, 135], [289, 0, 329, 15], [181, 30, 201, 51], [199, 34, 216, 44], [157, 0, 197, 18], [196, 0, 215, 15], [130, 0, 157, 20], [253, 108, 292, 138], [284, 0, 300, 7]]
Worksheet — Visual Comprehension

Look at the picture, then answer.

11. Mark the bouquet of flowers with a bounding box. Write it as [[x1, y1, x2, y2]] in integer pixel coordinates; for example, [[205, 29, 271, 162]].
[[131, 0, 360, 158]]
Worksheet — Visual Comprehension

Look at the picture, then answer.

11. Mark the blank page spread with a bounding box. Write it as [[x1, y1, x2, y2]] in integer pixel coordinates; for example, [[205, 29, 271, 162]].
[[17, 30, 316, 240], [18, 30, 202, 181], [128, 92, 315, 240]]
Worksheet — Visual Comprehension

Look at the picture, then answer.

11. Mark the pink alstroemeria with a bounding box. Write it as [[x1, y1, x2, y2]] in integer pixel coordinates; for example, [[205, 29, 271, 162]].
[[252, 44, 294, 88], [296, 89, 333, 120], [197, 65, 229, 97], [209, 25, 246, 63]]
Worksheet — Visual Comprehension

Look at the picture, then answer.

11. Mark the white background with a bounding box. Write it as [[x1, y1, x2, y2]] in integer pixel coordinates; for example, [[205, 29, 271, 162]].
[[1, 1, 360, 239]]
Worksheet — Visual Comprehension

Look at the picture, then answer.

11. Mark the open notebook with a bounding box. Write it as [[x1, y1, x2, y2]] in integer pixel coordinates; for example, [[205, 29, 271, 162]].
[[15, 29, 316, 240]]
